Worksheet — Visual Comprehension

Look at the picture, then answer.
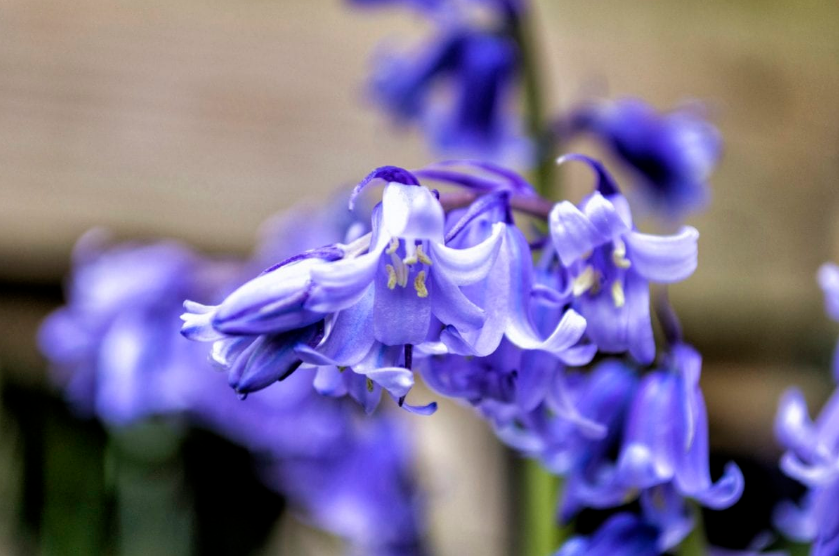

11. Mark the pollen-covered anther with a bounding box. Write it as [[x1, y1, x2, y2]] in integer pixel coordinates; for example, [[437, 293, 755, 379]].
[[611, 279, 625, 308], [386, 264, 398, 290], [612, 238, 632, 269], [414, 270, 429, 298], [416, 244, 432, 266], [386, 237, 400, 255], [366, 377, 374, 392], [572, 265, 596, 296]]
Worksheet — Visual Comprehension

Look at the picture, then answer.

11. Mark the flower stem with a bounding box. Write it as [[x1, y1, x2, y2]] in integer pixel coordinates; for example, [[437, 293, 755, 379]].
[[521, 458, 561, 556], [677, 502, 708, 556], [507, 1, 556, 197]]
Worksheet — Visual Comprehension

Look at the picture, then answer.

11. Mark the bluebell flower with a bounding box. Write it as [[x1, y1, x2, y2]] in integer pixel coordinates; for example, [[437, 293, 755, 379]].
[[775, 386, 839, 556], [182, 166, 515, 412], [273, 418, 428, 556], [39, 231, 232, 425], [549, 154, 699, 363], [40, 230, 429, 556], [554, 513, 659, 556], [541, 346, 742, 521], [568, 98, 721, 220], [615, 344, 744, 508], [370, 28, 529, 163]]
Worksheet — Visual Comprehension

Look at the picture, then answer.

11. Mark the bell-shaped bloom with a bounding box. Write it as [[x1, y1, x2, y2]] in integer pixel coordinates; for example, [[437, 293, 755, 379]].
[[555, 513, 659, 556], [371, 28, 529, 163], [774, 385, 839, 555], [616, 344, 744, 509], [568, 98, 721, 220], [273, 418, 428, 556], [549, 154, 699, 364], [182, 167, 509, 413], [39, 232, 231, 425]]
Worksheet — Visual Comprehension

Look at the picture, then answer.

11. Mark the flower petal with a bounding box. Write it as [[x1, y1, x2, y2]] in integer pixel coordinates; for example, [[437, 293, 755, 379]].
[[549, 197, 616, 266], [429, 222, 504, 286], [356, 366, 414, 398], [430, 266, 485, 332], [382, 183, 445, 242], [625, 227, 698, 283]]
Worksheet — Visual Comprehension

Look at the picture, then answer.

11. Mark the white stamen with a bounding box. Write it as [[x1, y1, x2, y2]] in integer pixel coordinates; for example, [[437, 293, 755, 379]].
[[573, 266, 596, 296], [612, 238, 631, 269], [611, 280, 625, 308]]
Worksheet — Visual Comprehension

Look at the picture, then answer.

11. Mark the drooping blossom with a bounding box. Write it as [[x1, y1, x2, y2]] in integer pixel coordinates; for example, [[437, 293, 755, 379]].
[[567, 98, 721, 220], [182, 166, 507, 412], [549, 154, 699, 364], [272, 417, 428, 556], [554, 513, 660, 556], [371, 28, 528, 163], [39, 228, 429, 556], [774, 387, 839, 555], [183, 164, 587, 413]]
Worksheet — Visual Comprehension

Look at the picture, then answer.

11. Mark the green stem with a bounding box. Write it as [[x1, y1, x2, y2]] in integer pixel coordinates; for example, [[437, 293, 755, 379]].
[[522, 458, 560, 556], [676, 502, 708, 556], [508, 2, 556, 198]]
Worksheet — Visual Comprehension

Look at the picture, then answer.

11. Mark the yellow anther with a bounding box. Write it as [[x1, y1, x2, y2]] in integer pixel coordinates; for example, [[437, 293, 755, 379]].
[[416, 244, 433, 266], [572, 266, 596, 297], [386, 237, 400, 255], [611, 279, 625, 308], [414, 270, 429, 298], [612, 238, 631, 269], [386, 264, 398, 290], [366, 377, 374, 392]]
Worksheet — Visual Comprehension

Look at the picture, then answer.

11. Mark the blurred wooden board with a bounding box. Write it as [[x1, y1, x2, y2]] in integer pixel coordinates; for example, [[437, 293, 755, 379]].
[[0, 0, 837, 345]]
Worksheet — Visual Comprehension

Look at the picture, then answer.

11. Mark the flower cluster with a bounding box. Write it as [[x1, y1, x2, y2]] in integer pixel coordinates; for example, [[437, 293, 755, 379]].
[[773, 263, 839, 556], [39, 223, 428, 556], [175, 153, 744, 551]]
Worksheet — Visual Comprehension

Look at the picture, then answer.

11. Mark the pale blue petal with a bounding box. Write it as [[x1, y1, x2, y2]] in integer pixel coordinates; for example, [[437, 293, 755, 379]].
[[430, 266, 485, 332], [382, 183, 445, 242], [356, 366, 414, 398], [429, 222, 504, 285], [625, 227, 698, 283], [626, 271, 655, 364], [549, 199, 612, 266], [180, 301, 226, 341], [374, 265, 432, 346]]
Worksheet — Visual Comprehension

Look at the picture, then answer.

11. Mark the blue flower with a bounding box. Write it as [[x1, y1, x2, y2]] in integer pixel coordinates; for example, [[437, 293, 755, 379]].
[[555, 513, 659, 556], [568, 98, 721, 220], [370, 28, 529, 163], [39, 232, 225, 425], [274, 418, 428, 556], [182, 166, 513, 412], [775, 386, 839, 556], [615, 344, 744, 509], [549, 154, 699, 363]]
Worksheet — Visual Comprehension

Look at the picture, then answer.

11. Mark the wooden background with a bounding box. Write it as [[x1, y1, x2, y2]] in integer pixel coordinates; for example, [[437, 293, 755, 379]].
[[0, 0, 837, 554]]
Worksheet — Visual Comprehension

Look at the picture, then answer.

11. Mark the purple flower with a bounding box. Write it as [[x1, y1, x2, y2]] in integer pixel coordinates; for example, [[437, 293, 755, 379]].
[[182, 166, 513, 412], [775, 387, 839, 555], [272, 418, 427, 556], [540, 347, 742, 521], [568, 98, 721, 220], [549, 154, 699, 364], [615, 344, 744, 509], [370, 28, 529, 163], [38, 231, 232, 425], [554, 513, 659, 556]]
